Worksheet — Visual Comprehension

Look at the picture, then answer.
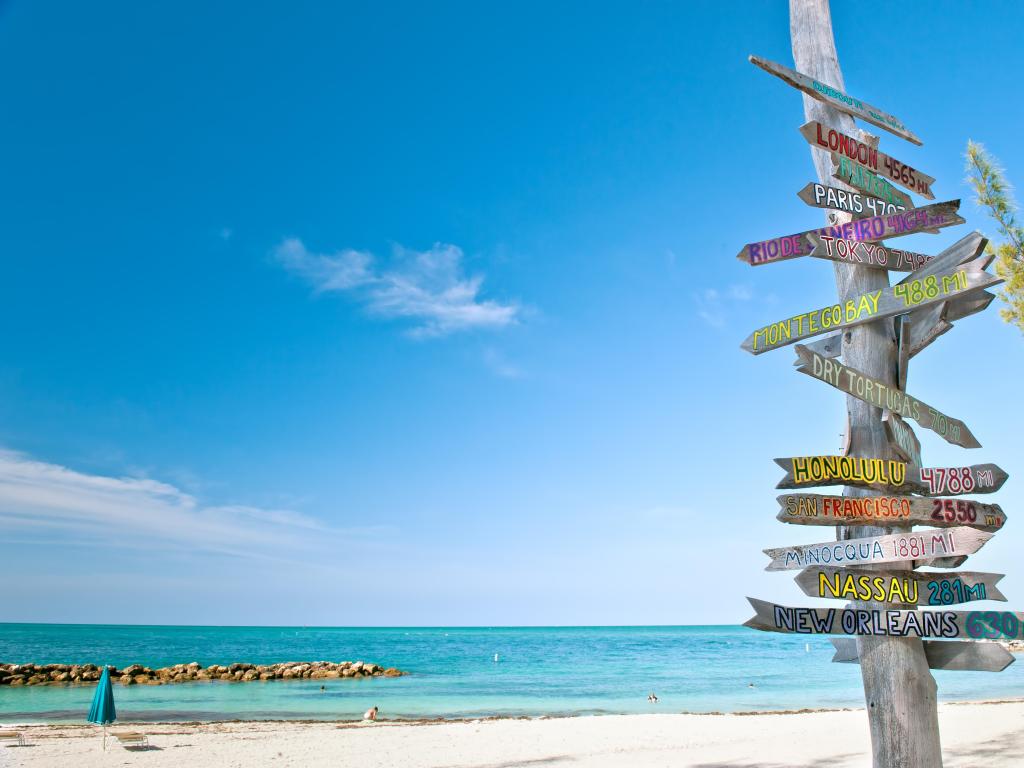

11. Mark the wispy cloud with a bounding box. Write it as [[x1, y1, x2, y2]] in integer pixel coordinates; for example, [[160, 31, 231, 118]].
[[0, 449, 375, 561], [481, 347, 525, 379], [275, 239, 520, 338], [694, 283, 754, 328]]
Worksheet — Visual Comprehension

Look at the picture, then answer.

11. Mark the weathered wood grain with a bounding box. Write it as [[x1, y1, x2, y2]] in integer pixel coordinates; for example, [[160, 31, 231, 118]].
[[744, 597, 1024, 640], [832, 155, 916, 210], [808, 233, 931, 271], [896, 316, 911, 391], [796, 566, 1005, 606], [794, 344, 981, 448], [777, 493, 1006, 532], [945, 291, 996, 322], [775, 456, 1008, 496], [763, 526, 990, 571], [917, 555, 969, 569], [789, 5, 938, 763], [830, 638, 1014, 672], [742, 262, 997, 355], [749, 55, 921, 144], [800, 121, 934, 198], [883, 411, 921, 466], [737, 201, 964, 266], [798, 181, 911, 218], [801, 232, 988, 362]]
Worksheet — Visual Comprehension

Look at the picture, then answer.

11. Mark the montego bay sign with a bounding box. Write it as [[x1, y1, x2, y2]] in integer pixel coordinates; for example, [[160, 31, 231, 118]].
[[740, 260, 997, 354]]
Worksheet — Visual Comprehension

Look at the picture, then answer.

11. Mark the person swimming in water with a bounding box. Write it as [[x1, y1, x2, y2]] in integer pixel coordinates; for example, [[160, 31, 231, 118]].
[[647, 693, 659, 703]]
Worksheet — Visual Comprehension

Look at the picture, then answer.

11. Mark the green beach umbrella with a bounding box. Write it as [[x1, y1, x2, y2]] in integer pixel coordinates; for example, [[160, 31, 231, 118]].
[[87, 666, 117, 749]]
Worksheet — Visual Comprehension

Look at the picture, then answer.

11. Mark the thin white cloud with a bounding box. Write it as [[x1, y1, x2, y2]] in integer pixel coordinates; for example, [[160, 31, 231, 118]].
[[694, 283, 754, 328], [275, 239, 520, 337], [481, 347, 525, 379], [0, 449, 375, 561]]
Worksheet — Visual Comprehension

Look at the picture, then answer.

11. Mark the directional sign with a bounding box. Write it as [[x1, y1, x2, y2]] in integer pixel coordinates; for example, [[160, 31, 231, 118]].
[[919, 555, 969, 569], [749, 55, 922, 145], [830, 638, 1014, 672], [776, 493, 1006, 532], [883, 411, 921, 466], [794, 345, 981, 448], [919, 464, 1009, 495], [762, 526, 990, 571], [801, 231, 988, 361], [744, 598, 1024, 640], [776, 455, 911, 492], [808, 233, 931, 271], [795, 565, 1006, 607], [833, 156, 915, 210], [946, 291, 996, 321], [798, 182, 911, 218], [774, 456, 1007, 496], [800, 122, 935, 199], [737, 201, 964, 266], [903, 302, 951, 359], [742, 261, 997, 355]]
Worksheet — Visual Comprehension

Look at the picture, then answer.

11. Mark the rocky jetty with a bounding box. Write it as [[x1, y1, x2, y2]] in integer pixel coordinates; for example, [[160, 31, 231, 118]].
[[0, 661, 405, 686]]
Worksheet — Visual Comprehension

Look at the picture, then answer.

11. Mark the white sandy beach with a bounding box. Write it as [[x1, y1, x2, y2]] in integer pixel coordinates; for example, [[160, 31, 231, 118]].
[[4, 700, 1023, 768]]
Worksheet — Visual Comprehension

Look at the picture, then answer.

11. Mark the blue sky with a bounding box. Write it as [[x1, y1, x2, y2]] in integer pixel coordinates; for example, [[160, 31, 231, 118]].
[[2, 1, 1023, 625]]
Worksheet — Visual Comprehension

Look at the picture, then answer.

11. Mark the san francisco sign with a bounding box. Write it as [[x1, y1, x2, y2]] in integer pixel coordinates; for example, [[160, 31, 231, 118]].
[[776, 493, 1006, 532], [794, 565, 1006, 606], [794, 345, 981, 448], [799, 121, 935, 199], [762, 526, 990, 571], [744, 598, 1024, 640], [749, 55, 921, 145]]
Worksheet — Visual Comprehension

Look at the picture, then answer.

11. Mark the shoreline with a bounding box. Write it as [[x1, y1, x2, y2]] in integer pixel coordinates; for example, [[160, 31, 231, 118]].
[[5, 702, 1024, 767], [3, 695, 1024, 727]]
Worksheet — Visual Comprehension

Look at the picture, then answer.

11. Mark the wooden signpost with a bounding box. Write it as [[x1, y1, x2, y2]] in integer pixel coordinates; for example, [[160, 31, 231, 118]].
[[737, 201, 964, 266], [799, 121, 935, 198], [797, 182, 910, 218], [742, 10, 1011, 764], [832, 156, 915, 211], [777, 493, 1006, 532], [793, 344, 981, 448], [800, 231, 990, 362], [807, 233, 931, 271], [830, 639, 1014, 672], [883, 411, 921, 466], [762, 526, 991, 571], [741, 261, 996, 355], [749, 55, 922, 145], [745, 598, 1024, 641], [794, 565, 1006, 606], [775, 456, 1008, 496]]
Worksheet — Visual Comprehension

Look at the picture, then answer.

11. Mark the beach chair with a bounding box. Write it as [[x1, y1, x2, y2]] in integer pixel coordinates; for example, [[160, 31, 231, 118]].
[[0, 730, 26, 747], [112, 731, 149, 748]]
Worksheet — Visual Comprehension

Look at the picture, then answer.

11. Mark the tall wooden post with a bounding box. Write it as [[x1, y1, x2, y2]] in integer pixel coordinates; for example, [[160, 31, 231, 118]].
[[789, 1, 944, 765]]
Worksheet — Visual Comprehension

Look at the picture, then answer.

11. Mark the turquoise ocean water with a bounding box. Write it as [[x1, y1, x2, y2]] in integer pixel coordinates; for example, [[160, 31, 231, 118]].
[[2, 624, 1023, 723]]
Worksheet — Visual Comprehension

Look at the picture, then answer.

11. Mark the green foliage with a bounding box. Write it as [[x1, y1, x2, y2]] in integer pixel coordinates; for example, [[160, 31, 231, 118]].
[[965, 140, 1024, 333]]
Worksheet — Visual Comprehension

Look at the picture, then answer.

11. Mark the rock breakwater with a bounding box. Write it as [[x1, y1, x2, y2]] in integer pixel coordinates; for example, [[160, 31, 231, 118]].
[[0, 660, 405, 686]]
